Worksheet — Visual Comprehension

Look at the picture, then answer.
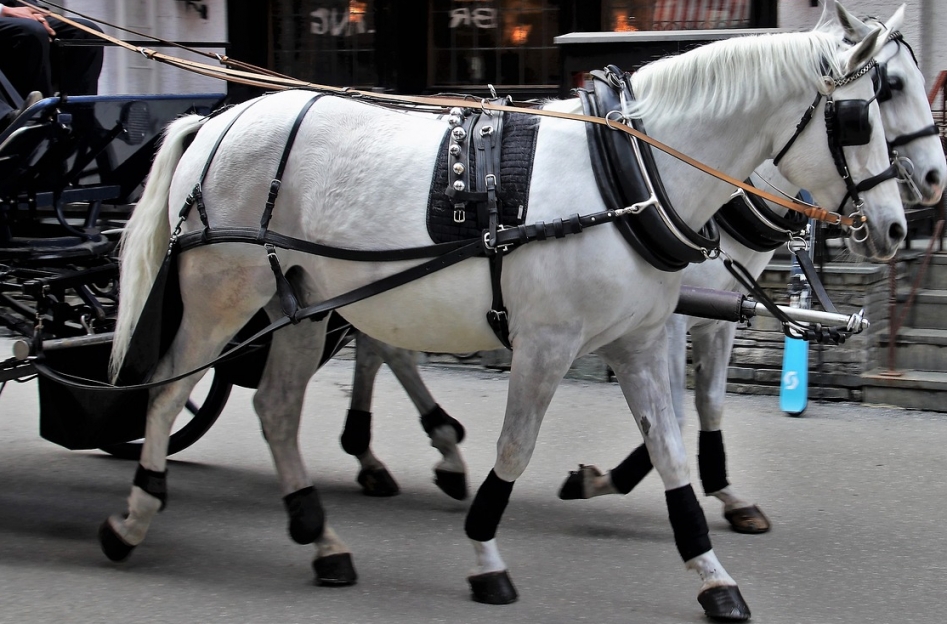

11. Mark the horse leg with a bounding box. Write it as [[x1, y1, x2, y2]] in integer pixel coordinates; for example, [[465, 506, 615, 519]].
[[99, 262, 266, 562], [340, 333, 401, 497], [558, 314, 689, 502], [466, 331, 578, 604], [360, 334, 469, 500], [691, 322, 770, 534], [600, 331, 750, 622], [254, 296, 357, 586]]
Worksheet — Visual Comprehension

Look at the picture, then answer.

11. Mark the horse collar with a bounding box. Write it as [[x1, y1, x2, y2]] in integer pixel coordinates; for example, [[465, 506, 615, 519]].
[[580, 65, 720, 272]]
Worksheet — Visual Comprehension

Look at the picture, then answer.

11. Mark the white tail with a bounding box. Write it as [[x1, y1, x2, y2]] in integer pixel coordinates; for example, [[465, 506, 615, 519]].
[[109, 114, 207, 381]]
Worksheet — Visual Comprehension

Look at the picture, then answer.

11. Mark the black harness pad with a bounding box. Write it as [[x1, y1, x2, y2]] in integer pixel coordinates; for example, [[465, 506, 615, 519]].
[[426, 112, 540, 243]]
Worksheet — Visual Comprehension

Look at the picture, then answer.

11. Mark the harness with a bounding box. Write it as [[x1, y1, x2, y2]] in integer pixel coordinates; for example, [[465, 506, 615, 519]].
[[34, 50, 898, 392], [578, 66, 719, 272]]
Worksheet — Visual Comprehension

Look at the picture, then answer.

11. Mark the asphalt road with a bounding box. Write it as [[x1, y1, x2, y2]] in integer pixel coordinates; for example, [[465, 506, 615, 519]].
[[2, 356, 946, 624]]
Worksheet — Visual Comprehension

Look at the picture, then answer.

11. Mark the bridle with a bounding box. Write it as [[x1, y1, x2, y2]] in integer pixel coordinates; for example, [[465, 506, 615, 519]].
[[772, 56, 898, 244], [869, 31, 940, 206]]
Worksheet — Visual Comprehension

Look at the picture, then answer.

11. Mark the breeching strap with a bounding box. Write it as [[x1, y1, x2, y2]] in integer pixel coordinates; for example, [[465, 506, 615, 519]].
[[28, 3, 863, 229]]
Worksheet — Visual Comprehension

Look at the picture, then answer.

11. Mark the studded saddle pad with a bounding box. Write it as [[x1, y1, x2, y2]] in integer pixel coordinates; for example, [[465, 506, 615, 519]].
[[426, 112, 541, 244]]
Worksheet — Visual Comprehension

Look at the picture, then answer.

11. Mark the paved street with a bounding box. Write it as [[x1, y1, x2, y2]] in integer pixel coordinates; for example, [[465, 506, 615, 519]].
[[1, 355, 946, 624]]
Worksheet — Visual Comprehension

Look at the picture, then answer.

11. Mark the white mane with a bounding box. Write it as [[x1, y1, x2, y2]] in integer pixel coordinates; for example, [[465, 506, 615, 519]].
[[628, 30, 845, 122]]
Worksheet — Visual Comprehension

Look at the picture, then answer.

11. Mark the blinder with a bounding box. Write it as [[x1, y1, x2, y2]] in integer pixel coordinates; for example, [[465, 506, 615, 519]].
[[832, 98, 872, 146]]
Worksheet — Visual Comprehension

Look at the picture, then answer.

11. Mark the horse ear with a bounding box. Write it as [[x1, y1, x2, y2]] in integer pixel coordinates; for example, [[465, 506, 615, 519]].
[[884, 4, 906, 34], [839, 26, 883, 75], [833, 1, 874, 41]]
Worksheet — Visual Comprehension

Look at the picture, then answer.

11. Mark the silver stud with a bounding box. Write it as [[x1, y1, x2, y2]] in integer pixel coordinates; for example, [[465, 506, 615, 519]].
[[449, 144, 462, 157], [450, 107, 465, 117], [452, 127, 466, 141], [447, 115, 462, 127], [453, 180, 466, 192], [452, 162, 465, 175]]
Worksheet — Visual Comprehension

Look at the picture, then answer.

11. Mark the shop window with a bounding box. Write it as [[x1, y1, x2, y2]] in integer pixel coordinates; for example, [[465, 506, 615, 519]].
[[271, 0, 377, 87], [604, 0, 752, 31], [430, 0, 559, 89]]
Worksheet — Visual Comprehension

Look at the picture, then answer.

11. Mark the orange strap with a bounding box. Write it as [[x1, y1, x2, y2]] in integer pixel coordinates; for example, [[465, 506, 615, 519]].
[[30, 4, 864, 228]]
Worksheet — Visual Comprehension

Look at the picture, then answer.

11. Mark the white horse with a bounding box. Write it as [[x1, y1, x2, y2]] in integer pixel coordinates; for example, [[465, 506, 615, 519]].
[[334, 2, 947, 526], [101, 8, 911, 619], [558, 1, 946, 533]]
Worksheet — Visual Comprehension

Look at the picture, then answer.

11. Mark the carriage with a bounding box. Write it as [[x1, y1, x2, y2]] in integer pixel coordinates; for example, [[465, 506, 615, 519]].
[[0, 82, 239, 457]]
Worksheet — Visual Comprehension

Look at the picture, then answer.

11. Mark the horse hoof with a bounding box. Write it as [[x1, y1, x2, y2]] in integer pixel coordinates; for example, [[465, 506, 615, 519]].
[[357, 468, 400, 497], [698, 586, 751, 621], [469, 570, 518, 604], [98, 520, 135, 562], [313, 553, 358, 586], [724, 505, 771, 534], [434, 469, 468, 500], [557, 464, 601, 500]]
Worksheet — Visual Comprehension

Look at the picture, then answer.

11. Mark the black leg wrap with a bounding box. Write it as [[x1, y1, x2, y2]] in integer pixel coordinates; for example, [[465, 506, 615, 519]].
[[665, 484, 712, 562], [313, 553, 358, 586], [340, 409, 372, 456], [610, 444, 653, 494], [283, 486, 325, 545], [465, 470, 514, 542], [133, 464, 168, 511], [698, 430, 729, 495], [420, 404, 466, 444]]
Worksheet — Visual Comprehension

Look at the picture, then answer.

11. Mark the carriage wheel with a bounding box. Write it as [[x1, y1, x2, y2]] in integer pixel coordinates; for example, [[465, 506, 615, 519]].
[[98, 368, 233, 460]]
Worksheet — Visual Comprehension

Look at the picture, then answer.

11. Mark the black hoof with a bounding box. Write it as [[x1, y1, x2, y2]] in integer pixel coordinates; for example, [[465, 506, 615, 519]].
[[558, 470, 585, 500], [468, 570, 518, 605], [558, 464, 600, 500], [357, 468, 400, 497], [698, 586, 751, 621], [434, 469, 468, 500], [98, 520, 135, 562], [724, 505, 771, 534], [313, 553, 358, 586]]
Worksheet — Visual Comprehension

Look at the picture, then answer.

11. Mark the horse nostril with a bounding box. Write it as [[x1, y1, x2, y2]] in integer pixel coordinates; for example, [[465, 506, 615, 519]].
[[925, 169, 942, 188], [889, 221, 906, 244]]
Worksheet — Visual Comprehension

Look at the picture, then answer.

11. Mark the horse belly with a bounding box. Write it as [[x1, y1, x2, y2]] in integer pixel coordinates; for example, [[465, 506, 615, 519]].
[[331, 259, 505, 353]]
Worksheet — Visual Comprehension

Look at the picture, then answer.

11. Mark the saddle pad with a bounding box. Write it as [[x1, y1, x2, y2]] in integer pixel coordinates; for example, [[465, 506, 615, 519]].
[[427, 112, 540, 243]]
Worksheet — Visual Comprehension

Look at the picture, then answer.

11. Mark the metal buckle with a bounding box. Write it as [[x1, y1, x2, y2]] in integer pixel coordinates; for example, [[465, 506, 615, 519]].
[[483, 225, 512, 254], [453, 205, 466, 223]]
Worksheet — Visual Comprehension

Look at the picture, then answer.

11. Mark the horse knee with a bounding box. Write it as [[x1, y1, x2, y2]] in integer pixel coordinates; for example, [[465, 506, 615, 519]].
[[283, 486, 325, 544]]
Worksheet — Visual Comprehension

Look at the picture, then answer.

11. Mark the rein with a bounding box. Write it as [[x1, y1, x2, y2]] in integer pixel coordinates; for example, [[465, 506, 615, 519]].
[[27, 2, 865, 229]]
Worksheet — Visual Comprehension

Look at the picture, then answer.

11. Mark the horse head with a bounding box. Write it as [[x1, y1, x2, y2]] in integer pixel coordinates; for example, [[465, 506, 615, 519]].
[[765, 24, 907, 260], [819, 1, 946, 207]]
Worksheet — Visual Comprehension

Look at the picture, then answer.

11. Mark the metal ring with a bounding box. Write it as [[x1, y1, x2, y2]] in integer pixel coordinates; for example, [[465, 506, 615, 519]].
[[604, 110, 627, 130], [847, 210, 870, 243]]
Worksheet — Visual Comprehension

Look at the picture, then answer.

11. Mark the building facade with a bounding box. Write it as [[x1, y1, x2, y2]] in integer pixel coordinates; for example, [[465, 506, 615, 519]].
[[58, 2, 945, 97], [779, 0, 947, 89]]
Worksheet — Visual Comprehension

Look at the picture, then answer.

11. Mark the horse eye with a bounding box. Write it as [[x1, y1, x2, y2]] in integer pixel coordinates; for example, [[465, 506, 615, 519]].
[[887, 76, 904, 92]]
